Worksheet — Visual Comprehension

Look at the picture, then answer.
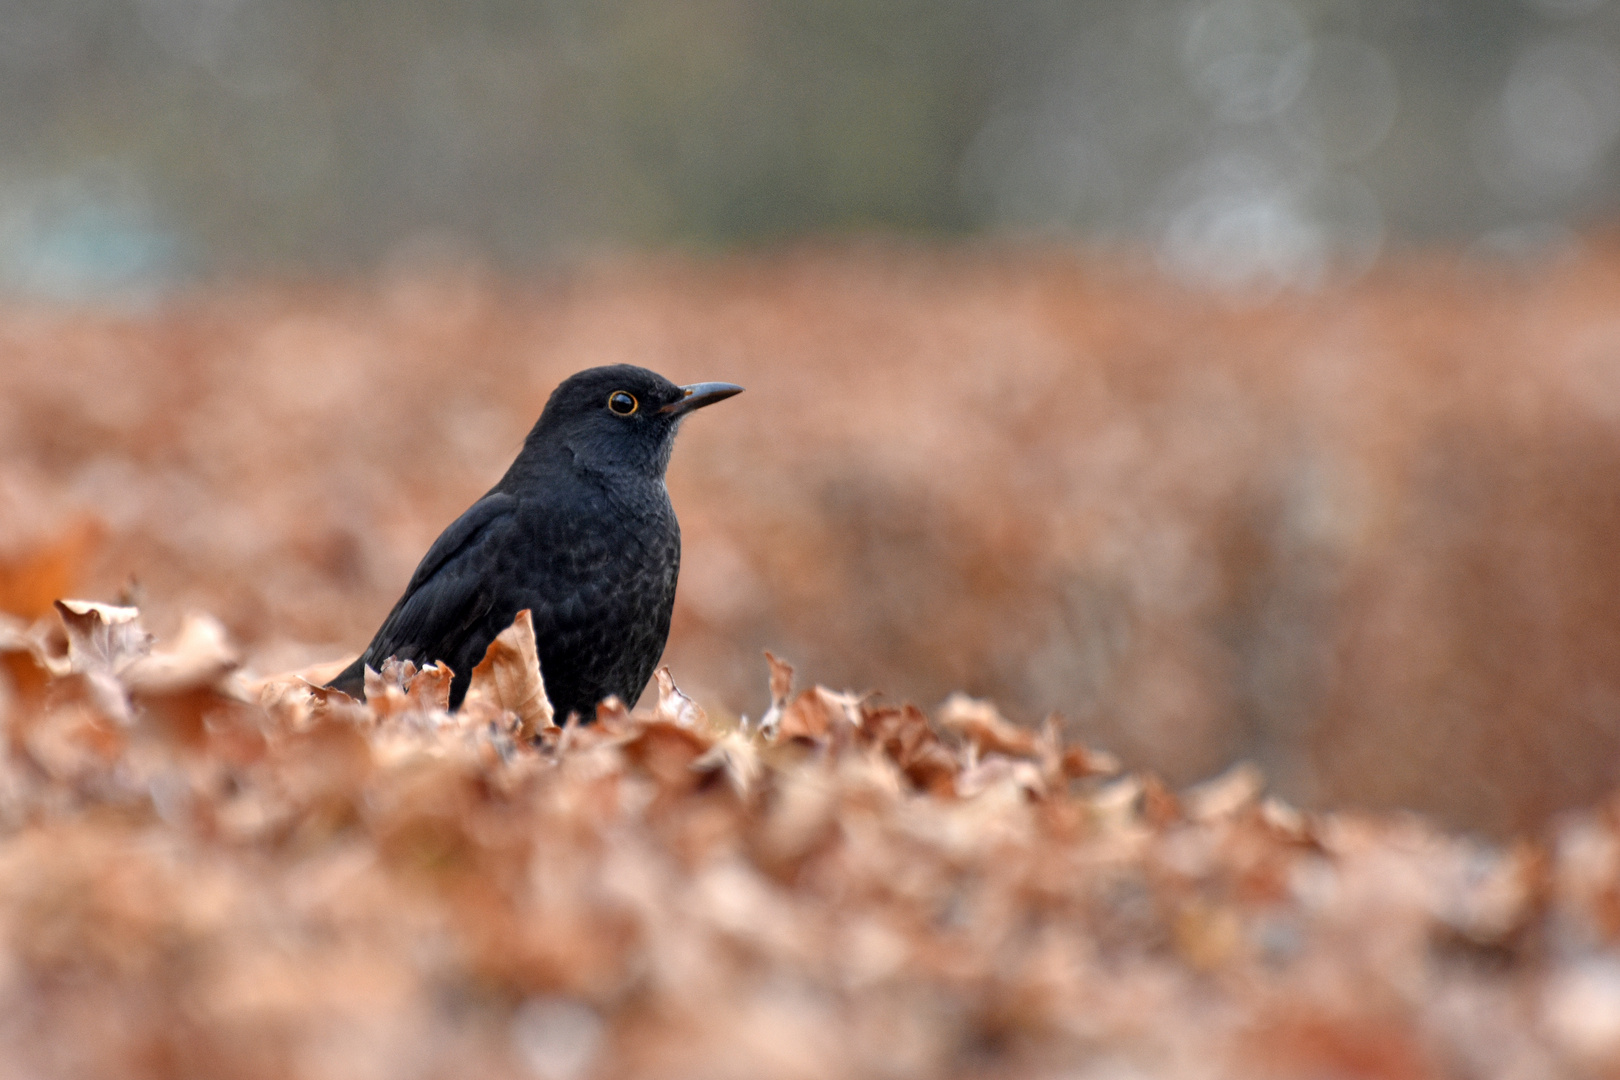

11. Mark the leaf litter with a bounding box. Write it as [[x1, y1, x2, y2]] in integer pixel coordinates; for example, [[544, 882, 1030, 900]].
[[0, 601, 1615, 1079]]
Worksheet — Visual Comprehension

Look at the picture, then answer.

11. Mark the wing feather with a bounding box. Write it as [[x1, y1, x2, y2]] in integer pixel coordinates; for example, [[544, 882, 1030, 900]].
[[327, 493, 517, 696]]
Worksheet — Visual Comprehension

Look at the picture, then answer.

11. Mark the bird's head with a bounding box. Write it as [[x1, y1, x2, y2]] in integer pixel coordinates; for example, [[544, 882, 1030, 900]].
[[525, 364, 743, 479]]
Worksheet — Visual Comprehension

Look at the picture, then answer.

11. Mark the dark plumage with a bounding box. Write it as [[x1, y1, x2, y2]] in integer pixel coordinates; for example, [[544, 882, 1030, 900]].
[[328, 364, 742, 719]]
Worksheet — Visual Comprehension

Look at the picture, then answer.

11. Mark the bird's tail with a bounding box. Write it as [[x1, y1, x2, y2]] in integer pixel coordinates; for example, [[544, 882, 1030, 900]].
[[326, 657, 368, 701]]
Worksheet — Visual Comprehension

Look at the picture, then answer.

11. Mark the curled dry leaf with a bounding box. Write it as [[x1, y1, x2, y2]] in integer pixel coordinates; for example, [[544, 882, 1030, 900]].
[[53, 599, 151, 678], [691, 731, 763, 798], [1183, 761, 1264, 822], [652, 666, 706, 728], [775, 686, 860, 743], [406, 660, 454, 714], [1435, 841, 1548, 947], [593, 695, 632, 727], [51, 600, 151, 724], [122, 612, 239, 696], [937, 692, 1037, 758], [758, 650, 794, 738], [1143, 774, 1184, 828], [364, 657, 434, 721], [296, 679, 357, 711], [21, 689, 126, 784], [955, 755, 1046, 800], [1259, 796, 1311, 843], [465, 609, 555, 737], [366, 657, 416, 698], [860, 703, 957, 795], [1089, 774, 1146, 829], [621, 720, 716, 792], [1060, 744, 1121, 780]]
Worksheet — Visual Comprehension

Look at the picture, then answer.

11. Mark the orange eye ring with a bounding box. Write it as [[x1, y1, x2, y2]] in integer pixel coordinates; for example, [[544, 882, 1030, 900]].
[[607, 391, 638, 416]]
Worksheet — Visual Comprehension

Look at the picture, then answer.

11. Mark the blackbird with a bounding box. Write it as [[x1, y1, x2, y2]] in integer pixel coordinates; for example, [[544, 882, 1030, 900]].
[[328, 364, 742, 718]]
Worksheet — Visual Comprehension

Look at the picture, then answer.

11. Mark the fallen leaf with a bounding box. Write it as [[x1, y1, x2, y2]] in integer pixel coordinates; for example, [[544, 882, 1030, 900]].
[[407, 661, 454, 714], [365, 658, 418, 720], [1060, 744, 1121, 780], [692, 731, 762, 797], [652, 666, 706, 728], [53, 599, 151, 678], [1183, 761, 1264, 822], [937, 693, 1036, 758], [465, 609, 555, 737], [123, 612, 239, 696], [758, 651, 794, 738], [955, 755, 1046, 800], [52, 600, 150, 723], [1143, 774, 1183, 827], [621, 721, 715, 791], [860, 703, 957, 794], [774, 687, 860, 744]]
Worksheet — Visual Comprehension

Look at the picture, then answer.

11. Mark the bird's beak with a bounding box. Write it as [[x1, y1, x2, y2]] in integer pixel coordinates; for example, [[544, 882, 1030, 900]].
[[660, 382, 744, 416]]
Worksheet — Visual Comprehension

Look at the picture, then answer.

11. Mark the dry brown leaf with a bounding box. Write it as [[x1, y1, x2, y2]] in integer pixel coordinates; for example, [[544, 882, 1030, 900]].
[[955, 755, 1046, 800], [755, 763, 839, 866], [406, 660, 454, 713], [861, 703, 957, 795], [652, 666, 706, 728], [1059, 743, 1122, 780], [1435, 841, 1548, 947], [53, 599, 151, 678], [1259, 796, 1311, 843], [1183, 761, 1264, 822], [1142, 774, 1183, 827], [621, 720, 716, 791], [774, 687, 858, 744], [51, 600, 150, 723], [757, 651, 794, 738], [464, 609, 555, 737], [691, 731, 763, 798], [593, 695, 632, 728], [1088, 774, 1145, 828], [123, 612, 240, 696], [364, 658, 418, 720], [937, 693, 1037, 758], [21, 695, 126, 783]]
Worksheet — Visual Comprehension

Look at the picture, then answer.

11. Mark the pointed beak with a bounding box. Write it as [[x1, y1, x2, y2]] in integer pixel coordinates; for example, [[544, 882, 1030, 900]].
[[660, 381, 744, 416]]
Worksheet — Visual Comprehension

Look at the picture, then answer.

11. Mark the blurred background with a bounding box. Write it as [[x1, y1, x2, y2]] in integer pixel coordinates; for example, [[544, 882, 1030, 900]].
[[2, 0, 1620, 292], [3, 0, 1620, 835]]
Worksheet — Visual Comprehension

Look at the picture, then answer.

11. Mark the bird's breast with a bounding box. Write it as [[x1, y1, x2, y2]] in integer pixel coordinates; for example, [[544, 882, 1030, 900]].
[[517, 480, 679, 601]]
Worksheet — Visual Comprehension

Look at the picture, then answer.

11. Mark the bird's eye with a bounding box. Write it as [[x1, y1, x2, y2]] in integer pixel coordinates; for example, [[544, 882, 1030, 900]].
[[607, 391, 638, 416]]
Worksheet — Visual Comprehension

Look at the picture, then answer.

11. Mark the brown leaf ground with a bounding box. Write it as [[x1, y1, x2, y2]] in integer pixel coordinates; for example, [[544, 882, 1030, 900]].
[[0, 604, 1616, 1079]]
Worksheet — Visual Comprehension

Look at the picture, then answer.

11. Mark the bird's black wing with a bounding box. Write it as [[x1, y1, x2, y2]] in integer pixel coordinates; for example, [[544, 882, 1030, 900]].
[[327, 492, 517, 696], [400, 492, 519, 596]]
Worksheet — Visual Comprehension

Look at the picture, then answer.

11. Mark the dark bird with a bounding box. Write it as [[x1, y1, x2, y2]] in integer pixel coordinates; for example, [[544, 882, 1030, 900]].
[[328, 365, 742, 719]]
